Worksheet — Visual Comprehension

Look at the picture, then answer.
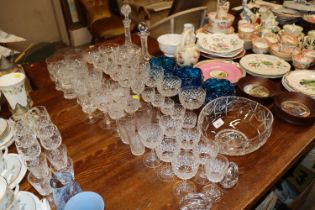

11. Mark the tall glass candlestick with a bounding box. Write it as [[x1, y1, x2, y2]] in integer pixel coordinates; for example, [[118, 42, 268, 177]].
[[138, 22, 151, 61]]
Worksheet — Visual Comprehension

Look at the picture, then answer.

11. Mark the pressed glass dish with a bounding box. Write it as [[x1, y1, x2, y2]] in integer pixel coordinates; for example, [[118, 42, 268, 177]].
[[198, 96, 274, 156]]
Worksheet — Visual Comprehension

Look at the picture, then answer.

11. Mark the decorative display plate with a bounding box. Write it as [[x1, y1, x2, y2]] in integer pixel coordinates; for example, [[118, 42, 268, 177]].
[[200, 49, 246, 61], [194, 60, 245, 83], [197, 33, 244, 54], [283, 70, 315, 98], [240, 54, 291, 78], [272, 8, 301, 20], [303, 14, 315, 24], [283, 1, 315, 12]]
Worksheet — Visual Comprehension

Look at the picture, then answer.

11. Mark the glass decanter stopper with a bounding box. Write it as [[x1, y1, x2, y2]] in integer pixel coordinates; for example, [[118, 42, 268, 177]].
[[138, 22, 151, 61], [121, 4, 132, 45]]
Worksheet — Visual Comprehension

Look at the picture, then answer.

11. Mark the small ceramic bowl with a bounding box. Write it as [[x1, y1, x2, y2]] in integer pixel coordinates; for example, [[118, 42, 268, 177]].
[[237, 76, 282, 105], [273, 92, 315, 125], [157, 34, 182, 57], [252, 37, 269, 54], [292, 53, 313, 69]]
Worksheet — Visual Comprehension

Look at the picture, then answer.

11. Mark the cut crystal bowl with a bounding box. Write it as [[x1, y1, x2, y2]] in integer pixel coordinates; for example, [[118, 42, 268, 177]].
[[198, 96, 274, 156]]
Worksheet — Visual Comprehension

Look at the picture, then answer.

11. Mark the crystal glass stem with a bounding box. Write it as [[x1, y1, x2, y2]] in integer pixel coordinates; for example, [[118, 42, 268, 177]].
[[123, 19, 132, 45], [138, 31, 151, 61], [143, 148, 161, 168]]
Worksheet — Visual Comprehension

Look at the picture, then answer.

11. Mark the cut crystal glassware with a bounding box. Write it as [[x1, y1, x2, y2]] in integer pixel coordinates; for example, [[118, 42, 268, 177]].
[[171, 150, 200, 199], [138, 123, 164, 168], [155, 136, 179, 182], [179, 86, 206, 110], [198, 96, 274, 156]]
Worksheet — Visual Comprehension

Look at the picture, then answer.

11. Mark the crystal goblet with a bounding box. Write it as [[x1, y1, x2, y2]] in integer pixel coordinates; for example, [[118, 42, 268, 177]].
[[193, 139, 219, 185], [159, 115, 183, 137], [155, 136, 180, 182], [171, 150, 200, 199], [177, 127, 201, 150], [157, 75, 182, 97], [138, 123, 164, 168], [179, 86, 206, 110]]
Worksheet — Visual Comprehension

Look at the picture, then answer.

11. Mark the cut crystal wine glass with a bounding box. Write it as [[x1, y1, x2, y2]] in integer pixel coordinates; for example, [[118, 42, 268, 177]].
[[179, 86, 206, 110], [171, 150, 200, 199], [155, 136, 180, 182], [138, 123, 164, 168]]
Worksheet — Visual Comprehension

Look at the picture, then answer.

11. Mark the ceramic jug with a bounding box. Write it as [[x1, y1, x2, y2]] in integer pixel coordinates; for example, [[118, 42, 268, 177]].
[[175, 24, 200, 67]]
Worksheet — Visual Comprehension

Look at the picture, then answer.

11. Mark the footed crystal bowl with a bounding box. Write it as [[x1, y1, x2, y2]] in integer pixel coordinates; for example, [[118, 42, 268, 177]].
[[198, 96, 274, 156]]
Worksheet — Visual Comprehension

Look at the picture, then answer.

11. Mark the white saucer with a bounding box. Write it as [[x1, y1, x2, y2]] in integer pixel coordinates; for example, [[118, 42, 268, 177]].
[[3, 154, 27, 189], [0, 123, 15, 150], [11, 191, 46, 210]]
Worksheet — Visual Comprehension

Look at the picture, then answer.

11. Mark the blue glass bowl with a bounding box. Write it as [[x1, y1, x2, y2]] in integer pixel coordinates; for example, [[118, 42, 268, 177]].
[[149, 56, 176, 75], [202, 78, 235, 103], [174, 66, 203, 87]]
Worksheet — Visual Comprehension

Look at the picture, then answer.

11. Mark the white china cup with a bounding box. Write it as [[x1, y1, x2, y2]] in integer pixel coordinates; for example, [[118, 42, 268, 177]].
[[0, 176, 19, 210]]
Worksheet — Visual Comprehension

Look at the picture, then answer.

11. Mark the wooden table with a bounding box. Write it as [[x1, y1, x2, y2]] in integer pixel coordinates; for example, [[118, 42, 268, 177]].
[[9, 35, 315, 210]]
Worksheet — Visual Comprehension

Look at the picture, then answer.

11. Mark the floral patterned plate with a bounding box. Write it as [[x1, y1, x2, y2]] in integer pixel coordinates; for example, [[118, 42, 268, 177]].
[[240, 54, 291, 78], [194, 60, 245, 83], [197, 33, 244, 54], [283, 70, 315, 97]]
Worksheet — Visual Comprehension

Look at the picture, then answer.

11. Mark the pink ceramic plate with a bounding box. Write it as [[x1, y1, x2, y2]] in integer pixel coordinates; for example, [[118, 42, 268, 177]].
[[195, 60, 245, 83]]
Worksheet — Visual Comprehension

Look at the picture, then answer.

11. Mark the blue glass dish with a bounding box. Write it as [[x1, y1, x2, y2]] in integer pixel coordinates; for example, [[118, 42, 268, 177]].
[[202, 78, 235, 103], [174, 66, 203, 88]]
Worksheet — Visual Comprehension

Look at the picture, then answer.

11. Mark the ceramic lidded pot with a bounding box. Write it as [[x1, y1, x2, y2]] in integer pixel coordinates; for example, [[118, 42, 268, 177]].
[[175, 24, 200, 67]]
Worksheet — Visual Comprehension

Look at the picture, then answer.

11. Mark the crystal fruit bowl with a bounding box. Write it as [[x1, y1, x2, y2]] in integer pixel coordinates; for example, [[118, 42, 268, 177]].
[[198, 96, 274, 156]]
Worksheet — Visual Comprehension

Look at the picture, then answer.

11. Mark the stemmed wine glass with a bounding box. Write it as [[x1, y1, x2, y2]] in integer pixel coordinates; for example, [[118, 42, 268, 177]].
[[202, 154, 229, 203], [177, 127, 201, 150], [193, 139, 219, 185], [138, 123, 164, 168], [179, 86, 206, 129], [171, 149, 200, 199], [155, 136, 180, 182]]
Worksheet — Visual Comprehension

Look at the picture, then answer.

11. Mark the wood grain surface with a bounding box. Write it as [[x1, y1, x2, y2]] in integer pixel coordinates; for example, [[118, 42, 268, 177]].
[[5, 34, 315, 210]]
